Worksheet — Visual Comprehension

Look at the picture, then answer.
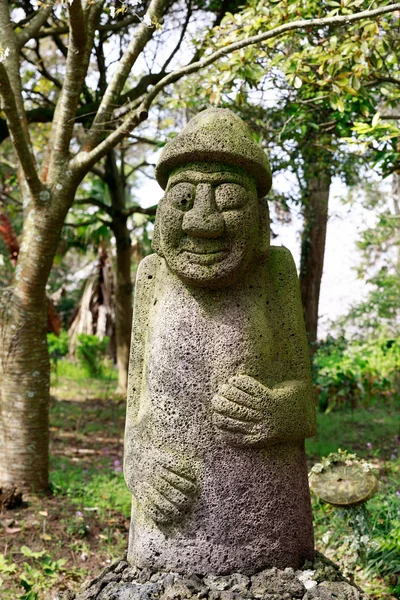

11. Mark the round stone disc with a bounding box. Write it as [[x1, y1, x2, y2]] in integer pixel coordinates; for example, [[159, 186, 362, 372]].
[[309, 462, 378, 507]]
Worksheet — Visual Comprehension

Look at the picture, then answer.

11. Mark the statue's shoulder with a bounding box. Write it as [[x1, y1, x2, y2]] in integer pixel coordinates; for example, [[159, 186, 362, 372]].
[[134, 254, 162, 307], [265, 245, 302, 315], [135, 253, 161, 284], [267, 245, 298, 281]]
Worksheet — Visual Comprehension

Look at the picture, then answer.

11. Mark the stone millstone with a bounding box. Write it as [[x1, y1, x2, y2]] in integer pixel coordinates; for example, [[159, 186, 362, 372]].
[[309, 463, 378, 507], [58, 553, 371, 600]]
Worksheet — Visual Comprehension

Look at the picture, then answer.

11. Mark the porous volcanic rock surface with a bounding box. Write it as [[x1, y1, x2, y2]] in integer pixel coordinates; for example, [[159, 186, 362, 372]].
[[59, 553, 370, 600]]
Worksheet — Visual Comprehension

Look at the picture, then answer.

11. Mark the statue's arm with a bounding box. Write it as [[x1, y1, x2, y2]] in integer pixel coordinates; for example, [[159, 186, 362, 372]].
[[124, 256, 198, 525], [212, 247, 316, 447], [125, 253, 159, 421], [264, 245, 316, 441]]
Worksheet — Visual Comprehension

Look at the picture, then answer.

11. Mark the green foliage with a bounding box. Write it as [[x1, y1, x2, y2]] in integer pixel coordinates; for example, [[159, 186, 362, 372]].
[[19, 546, 66, 600], [313, 335, 400, 412], [76, 334, 109, 378], [0, 546, 66, 600], [0, 553, 17, 575], [365, 482, 400, 595], [47, 331, 69, 370]]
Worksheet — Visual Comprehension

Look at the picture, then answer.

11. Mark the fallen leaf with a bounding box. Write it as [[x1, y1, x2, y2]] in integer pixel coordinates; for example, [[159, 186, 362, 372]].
[[5, 527, 21, 534]]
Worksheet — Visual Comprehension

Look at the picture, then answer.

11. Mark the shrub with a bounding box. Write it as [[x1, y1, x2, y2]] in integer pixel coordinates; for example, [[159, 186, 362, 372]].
[[47, 331, 69, 372], [313, 336, 400, 412], [76, 334, 109, 377]]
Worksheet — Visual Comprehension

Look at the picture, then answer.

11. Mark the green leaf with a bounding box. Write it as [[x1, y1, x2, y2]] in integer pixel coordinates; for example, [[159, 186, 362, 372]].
[[361, 41, 369, 55], [294, 75, 303, 89], [330, 93, 339, 110], [20, 546, 46, 560], [371, 112, 381, 128]]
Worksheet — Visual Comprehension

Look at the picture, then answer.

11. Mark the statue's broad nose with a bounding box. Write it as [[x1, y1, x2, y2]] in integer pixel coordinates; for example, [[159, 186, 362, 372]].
[[182, 184, 224, 238]]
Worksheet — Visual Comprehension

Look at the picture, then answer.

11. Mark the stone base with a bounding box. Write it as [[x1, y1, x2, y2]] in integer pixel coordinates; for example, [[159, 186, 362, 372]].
[[59, 553, 370, 600]]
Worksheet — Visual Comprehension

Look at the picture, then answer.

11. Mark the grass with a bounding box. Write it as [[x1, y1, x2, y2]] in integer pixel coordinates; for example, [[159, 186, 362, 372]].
[[306, 406, 400, 461], [0, 363, 399, 599]]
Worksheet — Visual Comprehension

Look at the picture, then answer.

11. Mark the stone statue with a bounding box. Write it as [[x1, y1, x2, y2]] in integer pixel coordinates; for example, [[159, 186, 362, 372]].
[[124, 108, 316, 576]]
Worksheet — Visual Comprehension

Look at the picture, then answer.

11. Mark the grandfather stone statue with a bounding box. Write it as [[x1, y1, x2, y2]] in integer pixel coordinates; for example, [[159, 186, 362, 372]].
[[124, 108, 316, 576]]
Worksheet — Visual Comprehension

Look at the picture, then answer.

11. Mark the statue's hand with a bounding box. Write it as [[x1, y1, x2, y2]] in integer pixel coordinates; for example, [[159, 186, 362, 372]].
[[212, 374, 271, 447], [139, 457, 197, 526]]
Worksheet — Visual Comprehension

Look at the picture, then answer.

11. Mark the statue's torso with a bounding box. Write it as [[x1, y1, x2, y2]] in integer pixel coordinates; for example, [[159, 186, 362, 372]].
[[143, 276, 272, 455], [126, 254, 314, 574]]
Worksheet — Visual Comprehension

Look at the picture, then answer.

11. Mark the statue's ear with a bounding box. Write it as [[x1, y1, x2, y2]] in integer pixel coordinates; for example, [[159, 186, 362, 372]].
[[151, 199, 164, 257], [258, 196, 270, 257]]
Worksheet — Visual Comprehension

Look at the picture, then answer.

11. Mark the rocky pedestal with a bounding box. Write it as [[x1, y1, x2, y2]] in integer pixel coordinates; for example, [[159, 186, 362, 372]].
[[60, 553, 370, 600]]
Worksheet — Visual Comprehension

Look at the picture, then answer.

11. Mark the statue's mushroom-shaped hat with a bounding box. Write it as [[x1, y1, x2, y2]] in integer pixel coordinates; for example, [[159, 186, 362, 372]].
[[155, 108, 272, 197]]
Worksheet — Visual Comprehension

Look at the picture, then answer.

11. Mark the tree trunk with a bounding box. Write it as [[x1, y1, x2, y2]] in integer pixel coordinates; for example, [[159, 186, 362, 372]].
[[0, 190, 73, 491], [114, 219, 133, 394], [104, 151, 133, 395], [299, 167, 331, 346]]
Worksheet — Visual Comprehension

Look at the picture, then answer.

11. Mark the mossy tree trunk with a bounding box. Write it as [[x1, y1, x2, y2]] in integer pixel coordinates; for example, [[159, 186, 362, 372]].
[[0, 186, 75, 490], [299, 152, 332, 346]]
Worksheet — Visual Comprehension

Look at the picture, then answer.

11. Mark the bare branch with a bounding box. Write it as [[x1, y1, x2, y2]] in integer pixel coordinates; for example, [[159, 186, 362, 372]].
[[129, 135, 160, 146], [72, 2, 400, 173], [372, 75, 400, 86], [84, 0, 170, 151], [124, 204, 157, 217], [161, 0, 192, 72], [16, 5, 53, 49], [74, 197, 111, 213], [46, 1, 103, 184], [90, 166, 106, 180], [64, 216, 113, 227], [135, 167, 157, 181], [36, 14, 141, 39], [22, 45, 63, 89], [125, 160, 156, 181], [0, 64, 42, 198], [52, 33, 68, 58]]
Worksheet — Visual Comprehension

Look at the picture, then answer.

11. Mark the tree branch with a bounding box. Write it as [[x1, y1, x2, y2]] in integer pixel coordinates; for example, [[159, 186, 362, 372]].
[[372, 75, 400, 87], [90, 166, 106, 180], [124, 204, 157, 217], [161, 0, 192, 72], [83, 0, 170, 151], [36, 14, 141, 39], [46, 1, 102, 184], [141, 4, 400, 114], [129, 134, 160, 146], [16, 5, 53, 49], [64, 216, 113, 227], [74, 197, 111, 213], [72, 2, 400, 173], [0, 64, 42, 198]]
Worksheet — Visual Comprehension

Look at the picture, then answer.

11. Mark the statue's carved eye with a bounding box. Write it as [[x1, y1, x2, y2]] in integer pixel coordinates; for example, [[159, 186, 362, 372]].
[[215, 183, 248, 211], [168, 183, 195, 211]]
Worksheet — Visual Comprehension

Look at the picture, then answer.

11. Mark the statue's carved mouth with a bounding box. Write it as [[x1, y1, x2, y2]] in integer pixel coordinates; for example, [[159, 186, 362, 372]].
[[186, 249, 226, 255], [179, 242, 228, 255], [181, 248, 227, 265]]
